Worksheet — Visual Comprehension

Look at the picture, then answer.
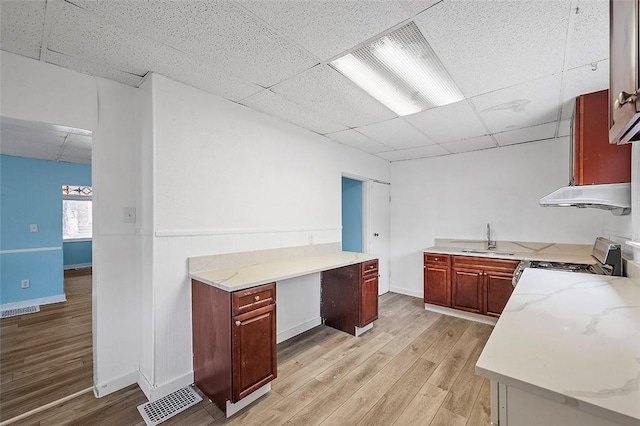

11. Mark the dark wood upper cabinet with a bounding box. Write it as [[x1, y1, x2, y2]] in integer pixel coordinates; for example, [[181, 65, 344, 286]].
[[573, 90, 631, 185], [609, 0, 640, 144]]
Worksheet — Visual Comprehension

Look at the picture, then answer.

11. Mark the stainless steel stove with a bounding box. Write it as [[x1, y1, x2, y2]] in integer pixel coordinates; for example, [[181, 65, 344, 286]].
[[512, 237, 623, 286]]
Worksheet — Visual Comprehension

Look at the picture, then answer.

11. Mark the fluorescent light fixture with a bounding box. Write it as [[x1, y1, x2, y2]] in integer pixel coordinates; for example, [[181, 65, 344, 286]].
[[330, 22, 464, 116]]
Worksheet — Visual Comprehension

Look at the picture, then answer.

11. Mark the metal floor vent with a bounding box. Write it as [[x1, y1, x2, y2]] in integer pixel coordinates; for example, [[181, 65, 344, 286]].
[[137, 386, 202, 426], [0, 305, 40, 319]]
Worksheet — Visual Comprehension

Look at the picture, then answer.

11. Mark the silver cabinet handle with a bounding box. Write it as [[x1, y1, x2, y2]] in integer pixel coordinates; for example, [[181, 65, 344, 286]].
[[235, 321, 241, 326], [616, 90, 638, 108], [254, 295, 260, 301], [374, 233, 379, 237]]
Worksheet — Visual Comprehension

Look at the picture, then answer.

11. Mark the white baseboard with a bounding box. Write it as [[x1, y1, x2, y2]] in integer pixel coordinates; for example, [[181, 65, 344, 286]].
[[424, 303, 498, 326], [389, 286, 422, 299], [0, 294, 66, 311], [138, 371, 195, 402], [355, 322, 373, 337], [226, 384, 271, 418], [277, 317, 322, 344], [94, 370, 138, 398], [64, 262, 92, 270]]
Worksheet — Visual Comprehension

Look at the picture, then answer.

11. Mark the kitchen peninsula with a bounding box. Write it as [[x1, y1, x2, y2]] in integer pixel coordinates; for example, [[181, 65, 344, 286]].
[[476, 269, 640, 426], [188, 243, 379, 417]]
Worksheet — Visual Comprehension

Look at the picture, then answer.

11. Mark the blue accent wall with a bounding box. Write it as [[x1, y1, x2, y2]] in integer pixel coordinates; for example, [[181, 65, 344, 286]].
[[63, 241, 92, 268], [1, 155, 91, 305], [341, 177, 363, 253]]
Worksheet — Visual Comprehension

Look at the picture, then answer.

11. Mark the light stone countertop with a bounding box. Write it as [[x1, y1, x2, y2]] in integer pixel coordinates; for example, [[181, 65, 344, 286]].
[[424, 239, 596, 264], [189, 251, 377, 292], [476, 269, 640, 425]]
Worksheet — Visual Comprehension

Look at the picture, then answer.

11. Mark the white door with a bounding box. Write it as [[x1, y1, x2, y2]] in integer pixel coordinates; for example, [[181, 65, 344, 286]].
[[368, 181, 390, 295]]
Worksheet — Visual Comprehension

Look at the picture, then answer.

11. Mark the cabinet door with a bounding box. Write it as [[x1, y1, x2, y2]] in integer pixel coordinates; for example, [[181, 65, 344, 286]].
[[451, 268, 483, 314], [485, 271, 514, 318], [360, 273, 379, 327], [232, 303, 277, 402], [424, 265, 450, 307]]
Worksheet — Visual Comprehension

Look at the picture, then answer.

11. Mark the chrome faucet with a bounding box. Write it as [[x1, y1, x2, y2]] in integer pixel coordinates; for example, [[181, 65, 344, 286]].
[[486, 223, 497, 250]]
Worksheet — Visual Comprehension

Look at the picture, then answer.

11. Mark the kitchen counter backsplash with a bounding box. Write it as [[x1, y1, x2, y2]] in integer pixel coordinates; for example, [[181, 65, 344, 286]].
[[425, 239, 595, 264]]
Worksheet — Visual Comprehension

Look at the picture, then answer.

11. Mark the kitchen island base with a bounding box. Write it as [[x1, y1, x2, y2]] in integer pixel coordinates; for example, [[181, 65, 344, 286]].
[[491, 381, 628, 426]]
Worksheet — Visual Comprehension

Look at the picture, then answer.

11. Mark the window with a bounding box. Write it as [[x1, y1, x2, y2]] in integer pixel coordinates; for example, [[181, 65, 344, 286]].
[[62, 185, 92, 241]]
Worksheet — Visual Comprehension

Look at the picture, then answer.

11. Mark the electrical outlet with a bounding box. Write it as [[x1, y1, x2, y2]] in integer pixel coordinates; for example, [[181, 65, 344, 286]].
[[29, 224, 38, 232], [21, 279, 29, 289]]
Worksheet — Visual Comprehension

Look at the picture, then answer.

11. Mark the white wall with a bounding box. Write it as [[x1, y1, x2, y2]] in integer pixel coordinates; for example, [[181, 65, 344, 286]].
[[141, 74, 390, 399], [0, 52, 142, 396], [389, 138, 632, 297]]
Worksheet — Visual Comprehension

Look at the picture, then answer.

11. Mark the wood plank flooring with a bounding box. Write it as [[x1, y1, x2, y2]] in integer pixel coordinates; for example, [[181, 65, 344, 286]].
[[5, 292, 493, 426], [0, 269, 93, 422]]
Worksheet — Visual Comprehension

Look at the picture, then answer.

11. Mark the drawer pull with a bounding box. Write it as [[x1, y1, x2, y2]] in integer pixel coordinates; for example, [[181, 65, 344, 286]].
[[369, 265, 375, 269], [434, 257, 439, 261], [235, 321, 241, 326], [254, 295, 260, 301]]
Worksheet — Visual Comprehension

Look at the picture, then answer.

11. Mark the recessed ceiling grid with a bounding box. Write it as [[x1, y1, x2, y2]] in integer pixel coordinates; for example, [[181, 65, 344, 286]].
[[0, 0, 610, 162]]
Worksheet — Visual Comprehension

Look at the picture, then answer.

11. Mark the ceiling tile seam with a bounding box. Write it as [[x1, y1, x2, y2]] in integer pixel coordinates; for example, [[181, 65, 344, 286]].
[[55, 133, 71, 161], [462, 99, 498, 148], [566, 57, 608, 72], [60, 0, 265, 90], [237, 87, 353, 132], [39, 0, 57, 62], [44, 47, 147, 78], [413, 0, 445, 16], [398, 116, 439, 145], [229, 0, 326, 64], [491, 120, 562, 137], [554, 0, 581, 139], [497, 135, 560, 148], [349, 128, 398, 151]]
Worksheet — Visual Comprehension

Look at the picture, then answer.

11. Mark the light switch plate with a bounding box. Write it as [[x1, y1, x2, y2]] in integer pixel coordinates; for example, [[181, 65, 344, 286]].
[[21, 279, 30, 288], [123, 207, 136, 223], [30, 224, 38, 232]]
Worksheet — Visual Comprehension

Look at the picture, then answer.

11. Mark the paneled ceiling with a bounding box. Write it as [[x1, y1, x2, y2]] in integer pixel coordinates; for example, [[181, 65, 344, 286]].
[[0, 0, 608, 163]]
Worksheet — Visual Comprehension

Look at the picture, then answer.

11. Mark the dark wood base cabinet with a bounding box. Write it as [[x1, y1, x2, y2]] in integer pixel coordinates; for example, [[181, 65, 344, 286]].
[[424, 253, 519, 318], [191, 258, 379, 415], [321, 259, 379, 335], [192, 281, 276, 412]]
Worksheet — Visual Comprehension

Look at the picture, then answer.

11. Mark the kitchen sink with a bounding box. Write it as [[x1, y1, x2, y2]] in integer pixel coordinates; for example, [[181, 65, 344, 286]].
[[461, 249, 515, 256]]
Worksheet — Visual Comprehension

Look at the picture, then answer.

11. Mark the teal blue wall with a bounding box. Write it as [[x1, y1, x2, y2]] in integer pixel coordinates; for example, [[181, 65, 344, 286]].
[[63, 241, 92, 268], [341, 177, 363, 253], [1, 155, 91, 305]]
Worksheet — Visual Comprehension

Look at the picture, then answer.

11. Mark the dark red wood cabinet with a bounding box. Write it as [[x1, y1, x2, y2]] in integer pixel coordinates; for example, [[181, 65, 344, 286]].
[[423, 253, 451, 307], [573, 90, 631, 185], [192, 281, 277, 410], [424, 253, 518, 318], [321, 259, 379, 335]]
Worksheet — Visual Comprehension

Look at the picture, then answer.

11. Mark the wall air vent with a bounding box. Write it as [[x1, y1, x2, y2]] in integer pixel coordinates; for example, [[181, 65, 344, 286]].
[[0, 305, 40, 318]]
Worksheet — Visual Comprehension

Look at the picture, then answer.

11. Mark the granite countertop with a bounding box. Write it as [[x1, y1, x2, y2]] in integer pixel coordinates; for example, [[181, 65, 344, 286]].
[[189, 251, 377, 292], [424, 239, 596, 264], [476, 269, 640, 425]]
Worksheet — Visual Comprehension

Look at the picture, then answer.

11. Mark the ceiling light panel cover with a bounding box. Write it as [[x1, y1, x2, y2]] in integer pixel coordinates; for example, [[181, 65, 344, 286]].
[[331, 22, 464, 116]]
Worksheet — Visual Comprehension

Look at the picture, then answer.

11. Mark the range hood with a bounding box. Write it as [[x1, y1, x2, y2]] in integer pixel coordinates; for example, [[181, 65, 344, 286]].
[[539, 182, 631, 216]]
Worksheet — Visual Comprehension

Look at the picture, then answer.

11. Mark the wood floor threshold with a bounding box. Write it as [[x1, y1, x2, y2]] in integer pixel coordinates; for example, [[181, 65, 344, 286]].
[[0, 386, 93, 426]]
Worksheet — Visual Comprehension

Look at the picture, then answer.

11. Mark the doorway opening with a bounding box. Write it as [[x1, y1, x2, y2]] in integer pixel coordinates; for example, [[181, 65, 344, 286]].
[[341, 177, 363, 252]]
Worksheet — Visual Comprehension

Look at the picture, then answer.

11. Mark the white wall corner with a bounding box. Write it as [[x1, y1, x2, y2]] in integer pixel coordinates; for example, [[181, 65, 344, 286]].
[[389, 286, 422, 299], [139, 371, 195, 402], [94, 370, 139, 398]]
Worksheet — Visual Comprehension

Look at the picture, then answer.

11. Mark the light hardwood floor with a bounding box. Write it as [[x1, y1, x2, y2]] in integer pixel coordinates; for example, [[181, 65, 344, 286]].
[[5, 291, 493, 426], [1, 269, 93, 422]]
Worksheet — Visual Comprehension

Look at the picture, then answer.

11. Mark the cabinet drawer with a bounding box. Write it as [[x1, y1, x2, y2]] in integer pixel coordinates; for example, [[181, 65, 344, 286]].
[[424, 253, 451, 266], [232, 283, 276, 315], [452, 255, 518, 273], [361, 259, 378, 276]]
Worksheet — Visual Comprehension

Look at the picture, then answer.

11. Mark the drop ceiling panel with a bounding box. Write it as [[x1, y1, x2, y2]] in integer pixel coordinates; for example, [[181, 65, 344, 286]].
[[71, 0, 318, 87], [493, 122, 557, 146], [471, 74, 562, 134], [236, 1, 410, 60], [560, 60, 609, 120], [404, 100, 487, 143], [565, 0, 609, 69], [415, 1, 571, 97], [406, 0, 442, 15], [440, 135, 496, 154], [356, 118, 435, 150], [325, 129, 391, 154], [272, 65, 397, 128], [376, 144, 449, 162], [43, 49, 143, 87], [240, 90, 348, 134], [0, 0, 46, 60]]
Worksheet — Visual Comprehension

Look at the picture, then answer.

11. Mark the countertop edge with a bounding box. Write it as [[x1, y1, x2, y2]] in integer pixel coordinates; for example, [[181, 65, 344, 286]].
[[474, 365, 639, 426]]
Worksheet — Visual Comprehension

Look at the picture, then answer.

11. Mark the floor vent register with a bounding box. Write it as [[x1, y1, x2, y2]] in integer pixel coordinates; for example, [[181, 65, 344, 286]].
[[137, 386, 202, 426], [0, 305, 40, 319]]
